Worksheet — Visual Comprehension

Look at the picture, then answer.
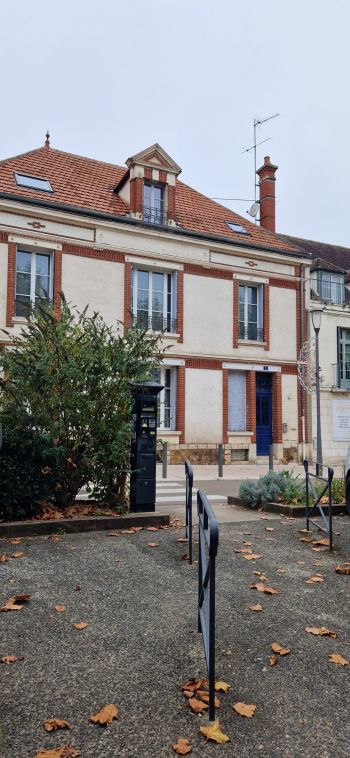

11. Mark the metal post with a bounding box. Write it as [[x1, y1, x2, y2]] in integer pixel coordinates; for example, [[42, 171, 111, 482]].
[[218, 444, 223, 478], [315, 329, 323, 476], [162, 441, 168, 479], [269, 445, 273, 471], [304, 459, 309, 531]]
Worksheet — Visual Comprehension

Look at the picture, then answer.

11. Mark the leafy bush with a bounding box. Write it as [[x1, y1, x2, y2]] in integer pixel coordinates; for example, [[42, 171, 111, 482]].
[[239, 469, 345, 509], [0, 427, 54, 520], [238, 480, 261, 507]]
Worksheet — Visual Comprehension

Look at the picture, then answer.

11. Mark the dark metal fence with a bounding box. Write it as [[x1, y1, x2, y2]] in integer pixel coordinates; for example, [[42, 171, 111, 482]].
[[304, 459, 334, 551], [132, 313, 177, 334], [184, 459, 193, 565], [197, 489, 219, 721]]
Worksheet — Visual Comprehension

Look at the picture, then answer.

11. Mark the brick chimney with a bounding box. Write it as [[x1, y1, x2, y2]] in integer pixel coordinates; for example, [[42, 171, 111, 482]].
[[257, 156, 278, 233]]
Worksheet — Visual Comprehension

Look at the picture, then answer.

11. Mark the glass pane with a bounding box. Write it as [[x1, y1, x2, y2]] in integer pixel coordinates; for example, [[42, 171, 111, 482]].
[[35, 275, 50, 298], [36, 254, 50, 276], [153, 272, 164, 293], [17, 251, 31, 273], [138, 270, 149, 290], [137, 291, 148, 311], [239, 285, 244, 303], [16, 272, 31, 295], [239, 302, 245, 322], [248, 303, 257, 323], [153, 186, 163, 210], [15, 294, 31, 317], [247, 286, 257, 304]]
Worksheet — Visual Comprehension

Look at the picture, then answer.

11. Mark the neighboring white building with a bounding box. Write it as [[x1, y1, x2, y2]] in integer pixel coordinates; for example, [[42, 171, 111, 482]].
[[0, 139, 311, 463]]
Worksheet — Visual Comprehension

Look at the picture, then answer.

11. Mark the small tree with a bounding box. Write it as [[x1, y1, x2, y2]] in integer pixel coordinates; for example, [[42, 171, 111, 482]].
[[0, 299, 164, 513]]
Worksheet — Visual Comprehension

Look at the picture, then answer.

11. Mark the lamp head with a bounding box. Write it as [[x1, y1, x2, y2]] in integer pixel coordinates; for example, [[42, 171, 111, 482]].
[[311, 307, 324, 332]]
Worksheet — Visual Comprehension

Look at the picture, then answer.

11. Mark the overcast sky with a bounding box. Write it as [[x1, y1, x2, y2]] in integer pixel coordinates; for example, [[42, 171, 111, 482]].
[[1, 0, 349, 247]]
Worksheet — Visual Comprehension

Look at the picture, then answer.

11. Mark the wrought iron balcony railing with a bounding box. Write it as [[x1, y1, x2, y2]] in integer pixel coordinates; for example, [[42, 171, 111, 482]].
[[238, 323, 264, 342], [143, 205, 167, 225], [332, 362, 350, 389], [133, 313, 178, 334], [310, 277, 350, 305]]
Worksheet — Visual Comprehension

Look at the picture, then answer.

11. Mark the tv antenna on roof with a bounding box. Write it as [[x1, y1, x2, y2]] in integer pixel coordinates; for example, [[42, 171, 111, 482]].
[[242, 112, 280, 219]]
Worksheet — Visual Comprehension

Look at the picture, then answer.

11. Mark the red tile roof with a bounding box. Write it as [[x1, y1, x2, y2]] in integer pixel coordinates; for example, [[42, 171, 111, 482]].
[[0, 144, 301, 256]]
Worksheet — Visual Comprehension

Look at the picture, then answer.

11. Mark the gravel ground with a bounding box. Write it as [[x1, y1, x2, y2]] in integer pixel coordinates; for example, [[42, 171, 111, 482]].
[[1, 515, 350, 758]]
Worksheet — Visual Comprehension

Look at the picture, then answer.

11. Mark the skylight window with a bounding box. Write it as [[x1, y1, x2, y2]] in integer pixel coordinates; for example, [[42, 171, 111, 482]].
[[225, 221, 248, 234], [14, 173, 53, 193]]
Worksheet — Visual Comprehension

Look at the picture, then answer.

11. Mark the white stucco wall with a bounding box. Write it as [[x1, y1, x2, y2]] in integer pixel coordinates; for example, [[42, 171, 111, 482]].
[[282, 374, 298, 445], [311, 389, 350, 463], [317, 308, 350, 387], [185, 368, 222, 442], [269, 287, 297, 361], [0, 243, 7, 328], [61, 254, 124, 325], [183, 275, 233, 356]]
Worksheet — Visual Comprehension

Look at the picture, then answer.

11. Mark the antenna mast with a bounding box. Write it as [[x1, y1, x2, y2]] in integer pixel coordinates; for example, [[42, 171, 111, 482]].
[[243, 112, 280, 212]]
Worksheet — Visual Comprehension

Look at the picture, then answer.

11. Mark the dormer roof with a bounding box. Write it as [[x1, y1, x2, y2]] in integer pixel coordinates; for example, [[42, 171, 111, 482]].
[[125, 143, 182, 175]]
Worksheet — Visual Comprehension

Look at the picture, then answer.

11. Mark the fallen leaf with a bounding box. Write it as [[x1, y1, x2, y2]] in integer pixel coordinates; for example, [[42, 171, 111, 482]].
[[188, 697, 208, 713], [89, 704, 119, 726], [214, 680, 231, 693], [44, 719, 72, 733], [182, 690, 193, 698], [243, 554, 262, 561], [271, 642, 290, 656], [312, 538, 330, 547], [73, 622, 88, 631], [179, 553, 189, 561], [0, 554, 9, 563], [196, 691, 220, 708], [335, 565, 350, 575], [33, 748, 80, 758], [1, 655, 24, 664], [233, 702, 256, 718], [1, 594, 31, 611], [148, 542, 159, 548], [243, 541, 253, 546], [74, 585, 81, 591], [181, 678, 208, 693], [132, 527, 143, 532], [276, 568, 286, 574], [54, 605, 66, 613], [120, 529, 135, 534], [9, 538, 23, 545], [249, 603, 263, 612], [328, 654, 348, 666], [305, 626, 337, 638], [305, 575, 324, 584], [265, 527, 274, 532], [11, 552, 24, 558], [269, 654, 279, 666], [299, 537, 313, 544], [199, 719, 230, 744], [177, 537, 188, 543], [250, 583, 279, 595], [172, 738, 192, 755], [147, 526, 159, 532]]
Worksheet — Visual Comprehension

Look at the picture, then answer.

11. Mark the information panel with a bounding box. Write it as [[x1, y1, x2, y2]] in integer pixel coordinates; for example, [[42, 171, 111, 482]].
[[333, 398, 350, 440]]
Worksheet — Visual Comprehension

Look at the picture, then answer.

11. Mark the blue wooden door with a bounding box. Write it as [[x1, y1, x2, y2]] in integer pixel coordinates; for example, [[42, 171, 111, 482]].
[[256, 373, 272, 455]]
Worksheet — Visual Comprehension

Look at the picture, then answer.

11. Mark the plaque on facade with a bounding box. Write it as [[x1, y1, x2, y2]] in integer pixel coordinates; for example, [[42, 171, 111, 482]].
[[333, 398, 350, 440]]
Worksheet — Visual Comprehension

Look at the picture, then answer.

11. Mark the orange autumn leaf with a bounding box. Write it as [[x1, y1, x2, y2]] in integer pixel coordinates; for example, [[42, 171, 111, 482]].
[[181, 678, 208, 693], [33, 748, 80, 758], [250, 583, 279, 595], [335, 564, 350, 575], [233, 702, 256, 718], [182, 690, 193, 699], [214, 680, 231, 693], [269, 654, 279, 666], [305, 575, 324, 584], [177, 537, 188, 543], [172, 737, 192, 755], [1, 594, 31, 612], [73, 622, 88, 631], [249, 603, 263, 612], [44, 719, 72, 733], [196, 690, 220, 708], [265, 527, 274, 532], [312, 538, 330, 547], [147, 526, 159, 532], [148, 542, 159, 548], [54, 605, 66, 613], [89, 704, 119, 726], [188, 697, 208, 713], [1, 655, 24, 664], [11, 552, 24, 559], [199, 719, 230, 744], [328, 654, 349, 666], [271, 642, 290, 656], [9, 538, 23, 545], [305, 626, 337, 638], [243, 554, 262, 561], [0, 554, 9, 563]]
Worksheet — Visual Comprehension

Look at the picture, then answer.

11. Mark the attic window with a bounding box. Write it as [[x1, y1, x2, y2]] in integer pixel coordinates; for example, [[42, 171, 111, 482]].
[[225, 221, 247, 234], [14, 173, 53, 193]]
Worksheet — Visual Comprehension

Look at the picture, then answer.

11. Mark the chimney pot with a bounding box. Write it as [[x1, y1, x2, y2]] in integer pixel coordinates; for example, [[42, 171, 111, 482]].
[[256, 155, 278, 233]]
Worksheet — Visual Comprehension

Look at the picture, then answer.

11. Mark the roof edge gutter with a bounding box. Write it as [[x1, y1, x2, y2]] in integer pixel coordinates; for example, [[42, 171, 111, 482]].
[[0, 192, 310, 260]]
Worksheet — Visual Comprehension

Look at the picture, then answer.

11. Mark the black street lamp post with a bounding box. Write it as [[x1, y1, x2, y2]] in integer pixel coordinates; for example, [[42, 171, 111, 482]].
[[311, 307, 324, 475]]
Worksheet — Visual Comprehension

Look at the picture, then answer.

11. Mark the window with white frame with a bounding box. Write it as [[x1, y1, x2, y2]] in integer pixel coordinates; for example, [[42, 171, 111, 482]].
[[153, 367, 177, 429], [15, 249, 52, 317], [238, 284, 263, 341], [143, 184, 165, 225], [228, 371, 246, 431], [132, 268, 177, 333]]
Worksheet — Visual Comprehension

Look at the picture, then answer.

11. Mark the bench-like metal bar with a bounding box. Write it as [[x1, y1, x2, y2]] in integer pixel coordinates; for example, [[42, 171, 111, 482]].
[[304, 459, 334, 550], [197, 489, 219, 721], [184, 459, 193, 565]]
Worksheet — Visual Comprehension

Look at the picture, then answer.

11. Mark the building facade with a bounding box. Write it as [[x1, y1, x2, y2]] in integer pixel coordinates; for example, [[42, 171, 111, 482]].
[[0, 140, 311, 463]]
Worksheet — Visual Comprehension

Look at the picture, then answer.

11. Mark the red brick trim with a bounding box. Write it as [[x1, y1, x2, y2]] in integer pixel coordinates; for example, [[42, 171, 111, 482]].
[[185, 358, 222, 370], [246, 371, 256, 443], [281, 364, 298, 374], [223, 369, 228, 443], [53, 249, 62, 319], [124, 262, 132, 328], [269, 277, 298, 290], [6, 243, 16, 327], [144, 167, 152, 181], [62, 243, 124, 263], [184, 262, 232, 280], [177, 270, 184, 343], [167, 185, 175, 222], [263, 282, 270, 351], [272, 372, 283, 444], [0, 231, 8, 242], [233, 279, 239, 348], [159, 170, 167, 184], [176, 366, 185, 442]]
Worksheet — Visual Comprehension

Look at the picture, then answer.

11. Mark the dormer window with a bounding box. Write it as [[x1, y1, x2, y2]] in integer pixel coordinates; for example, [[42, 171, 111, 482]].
[[311, 270, 345, 305], [143, 184, 165, 225]]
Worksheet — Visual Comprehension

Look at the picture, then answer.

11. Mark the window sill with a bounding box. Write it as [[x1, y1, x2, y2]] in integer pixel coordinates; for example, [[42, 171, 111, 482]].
[[146, 330, 180, 340], [13, 316, 29, 324], [157, 429, 180, 435], [238, 339, 267, 347], [228, 431, 252, 436]]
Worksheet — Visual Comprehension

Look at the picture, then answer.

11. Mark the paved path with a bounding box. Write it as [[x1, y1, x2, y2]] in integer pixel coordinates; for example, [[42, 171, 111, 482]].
[[1, 517, 350, 757]]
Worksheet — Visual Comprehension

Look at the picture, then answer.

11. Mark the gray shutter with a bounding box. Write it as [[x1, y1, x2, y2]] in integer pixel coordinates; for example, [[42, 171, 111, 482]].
[[228, 371, 246, 431]]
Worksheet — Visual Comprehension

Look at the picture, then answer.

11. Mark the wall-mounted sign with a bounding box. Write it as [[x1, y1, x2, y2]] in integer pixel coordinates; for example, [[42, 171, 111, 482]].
[[333, 398, 350, 441]]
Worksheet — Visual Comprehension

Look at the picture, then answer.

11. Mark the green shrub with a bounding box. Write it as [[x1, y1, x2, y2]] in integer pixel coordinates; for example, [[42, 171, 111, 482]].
[[0, 427, 54, 520], [238, 480, 261, 507]]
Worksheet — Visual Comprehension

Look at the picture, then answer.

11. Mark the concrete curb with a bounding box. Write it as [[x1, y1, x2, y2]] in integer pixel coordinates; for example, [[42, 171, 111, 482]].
[[0, 512, 170, 538], [228, 495, 347, 517]]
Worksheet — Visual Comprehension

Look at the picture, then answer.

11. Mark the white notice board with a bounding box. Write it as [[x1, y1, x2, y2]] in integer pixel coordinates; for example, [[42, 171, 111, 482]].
[[333, 398, 350, 440]]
